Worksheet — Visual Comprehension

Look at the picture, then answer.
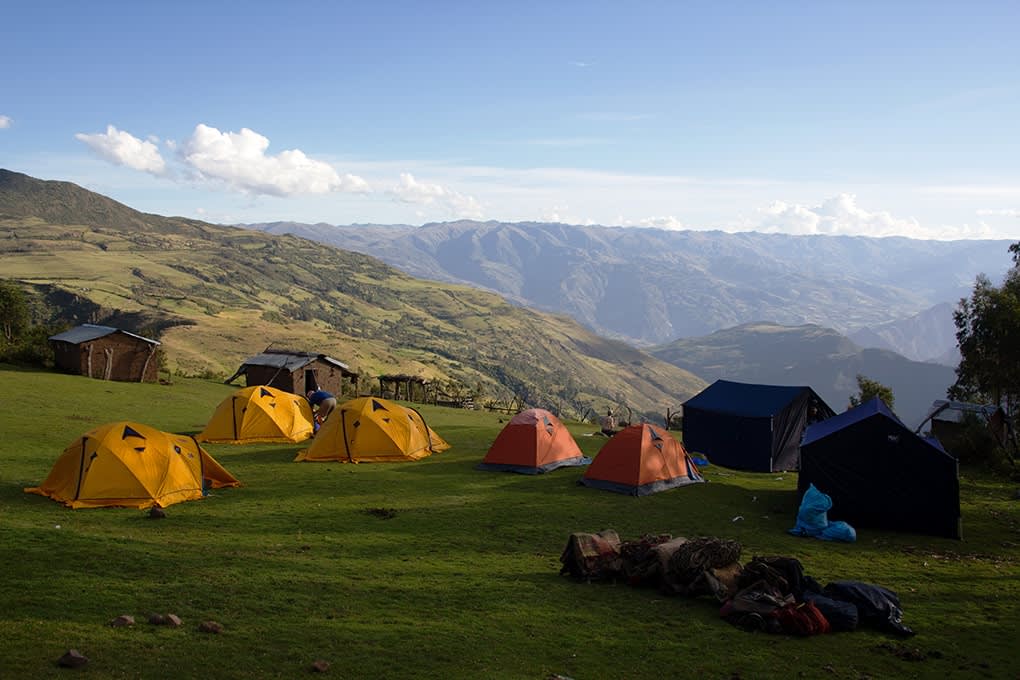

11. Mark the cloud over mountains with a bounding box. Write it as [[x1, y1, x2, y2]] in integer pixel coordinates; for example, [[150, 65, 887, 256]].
[[74, 123, 478, 216], [75, 125, 167, 176]]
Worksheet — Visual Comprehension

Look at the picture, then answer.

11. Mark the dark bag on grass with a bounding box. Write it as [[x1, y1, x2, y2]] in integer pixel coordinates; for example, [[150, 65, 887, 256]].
[[619, 534, 674, 587], [663, 537, 742, 597], [774, 601, 831, 636], [744, 556, 814, 598], [559, 529, 622, 581], [823, 580, 914, 637], [802, 592, 859, 632], [719, 579, 792, 634]]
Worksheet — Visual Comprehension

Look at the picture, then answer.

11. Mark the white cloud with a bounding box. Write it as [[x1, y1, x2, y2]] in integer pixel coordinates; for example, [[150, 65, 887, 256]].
[[75, 125, 167, 176], [977, 208, 1020, 218], [180, 124, 368, 197], [620, 215, 686, 230], [390, 173, 483, 218], [752, 193, 998, 240], [538, 205, 596, 225], [0, 115, 10, 129], [755, 193, 921, 237]]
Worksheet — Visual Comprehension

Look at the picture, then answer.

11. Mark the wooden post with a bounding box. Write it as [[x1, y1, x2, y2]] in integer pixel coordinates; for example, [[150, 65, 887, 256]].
[[103, 347, 114, 380], [140, 345, 156, 383]]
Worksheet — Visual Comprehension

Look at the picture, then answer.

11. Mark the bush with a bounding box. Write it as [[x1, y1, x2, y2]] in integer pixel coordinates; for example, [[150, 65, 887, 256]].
[[0, 325, 55, 367], [937, 413, 1013, 470]]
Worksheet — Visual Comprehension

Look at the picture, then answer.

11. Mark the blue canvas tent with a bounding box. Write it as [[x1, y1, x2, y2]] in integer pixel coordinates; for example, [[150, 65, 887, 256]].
[[799, 397, 961, 539], [682, 380, 834, 472]]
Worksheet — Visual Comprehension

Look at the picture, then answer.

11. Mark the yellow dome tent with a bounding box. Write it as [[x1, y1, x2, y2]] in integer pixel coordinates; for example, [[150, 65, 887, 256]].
[[198, 385, 314, 444], [295, 397, 450, 463], [25, 421, 240, 509]]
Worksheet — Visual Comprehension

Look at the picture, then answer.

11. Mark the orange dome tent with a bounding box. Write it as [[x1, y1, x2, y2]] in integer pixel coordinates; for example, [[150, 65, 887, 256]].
[[477, 408, 590, 474], [581, 423, 704, 496], [25, 421, 240, 509], [295, 397, 450, 463]]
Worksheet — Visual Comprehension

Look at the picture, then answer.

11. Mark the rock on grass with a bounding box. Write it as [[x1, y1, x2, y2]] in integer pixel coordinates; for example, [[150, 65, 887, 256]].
[[57, 649, 88, 668], [198, 620, 223, 634]]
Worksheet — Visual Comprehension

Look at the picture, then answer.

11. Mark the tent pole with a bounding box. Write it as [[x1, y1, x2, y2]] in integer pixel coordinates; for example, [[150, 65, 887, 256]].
[[190, 435, 207, 495], [74, 436, 87, 501], [339, 407, 353, 462]]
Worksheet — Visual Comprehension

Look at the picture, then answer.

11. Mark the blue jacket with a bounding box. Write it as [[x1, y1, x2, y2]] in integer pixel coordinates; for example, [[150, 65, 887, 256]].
[[307, 390, 334, 407]]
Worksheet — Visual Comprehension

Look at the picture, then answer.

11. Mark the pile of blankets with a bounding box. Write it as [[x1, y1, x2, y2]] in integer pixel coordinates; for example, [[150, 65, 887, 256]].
[[559, 531, 914, 637]]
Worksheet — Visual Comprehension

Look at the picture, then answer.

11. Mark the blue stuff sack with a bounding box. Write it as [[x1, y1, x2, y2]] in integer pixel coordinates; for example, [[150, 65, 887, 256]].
[[789, 484, 857, 542], [820, 520, 857, 543], [788, 483, 832, 537]]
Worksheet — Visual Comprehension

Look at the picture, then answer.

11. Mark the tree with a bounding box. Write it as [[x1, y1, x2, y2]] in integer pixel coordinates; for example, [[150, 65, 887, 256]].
[[950, 241, 1020, 415], [0, 280, 30, 345], [848, 374, 895, 410]]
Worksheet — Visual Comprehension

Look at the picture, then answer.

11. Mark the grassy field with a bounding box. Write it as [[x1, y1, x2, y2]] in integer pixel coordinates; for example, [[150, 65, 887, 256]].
[[1, 365, 1019, 679]]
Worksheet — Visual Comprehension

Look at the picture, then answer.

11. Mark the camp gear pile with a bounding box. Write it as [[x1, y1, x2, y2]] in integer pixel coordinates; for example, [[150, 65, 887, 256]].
[[559, 530, 914, 638]]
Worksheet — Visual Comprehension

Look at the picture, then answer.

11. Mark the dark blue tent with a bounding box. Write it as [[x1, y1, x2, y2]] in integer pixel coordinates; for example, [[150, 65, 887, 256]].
[[799, 397, 961, 539], [682, 380, 834, 472]]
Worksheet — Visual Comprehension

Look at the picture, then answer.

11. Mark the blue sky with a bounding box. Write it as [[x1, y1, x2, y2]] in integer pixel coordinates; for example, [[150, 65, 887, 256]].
[[2, 1, 1019, 239]]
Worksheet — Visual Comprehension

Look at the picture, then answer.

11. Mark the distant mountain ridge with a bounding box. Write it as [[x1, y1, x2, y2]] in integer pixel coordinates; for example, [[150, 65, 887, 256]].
[[848, 302, 960, 366], [0, 169, 977, 427], [242, 220, 1011, 351], [650, 322, 956, 428], [0, 169, 705, 419]]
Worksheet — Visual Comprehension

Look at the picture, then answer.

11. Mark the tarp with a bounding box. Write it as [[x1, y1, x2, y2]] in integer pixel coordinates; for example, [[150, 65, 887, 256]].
[[477, 408, 590, 474], [295, 397, 450, 463], [25, 421, 239, 509], [581, 423, 704, 496], [799, 397, 961, 539], [198, 385, 315, 444], [682, 380, 835, 472]]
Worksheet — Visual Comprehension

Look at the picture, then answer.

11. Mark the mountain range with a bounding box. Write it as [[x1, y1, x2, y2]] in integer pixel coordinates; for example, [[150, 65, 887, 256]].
[[1, 168, 986, 428], [649, 322, 957, 428], [0, 169, 705, 420], [847, 301, 960, 365], [242, 220, 1012, 357]]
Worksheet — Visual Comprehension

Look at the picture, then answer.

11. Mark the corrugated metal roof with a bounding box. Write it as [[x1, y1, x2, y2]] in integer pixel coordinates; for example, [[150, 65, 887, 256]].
[[927, 399, 1000, 424], [319, 355, 353, 372], [240, 352, 352, 373], [48, 324, 160, 346]]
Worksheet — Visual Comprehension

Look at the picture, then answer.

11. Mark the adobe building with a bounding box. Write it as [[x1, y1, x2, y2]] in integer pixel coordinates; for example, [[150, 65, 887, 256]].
[[48, 324, 161, 382], [225, 348, 359, 397]]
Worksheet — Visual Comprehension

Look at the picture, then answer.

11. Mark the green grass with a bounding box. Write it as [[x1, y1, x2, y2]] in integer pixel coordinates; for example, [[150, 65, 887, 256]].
[[1, 365, 1019, 679]]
